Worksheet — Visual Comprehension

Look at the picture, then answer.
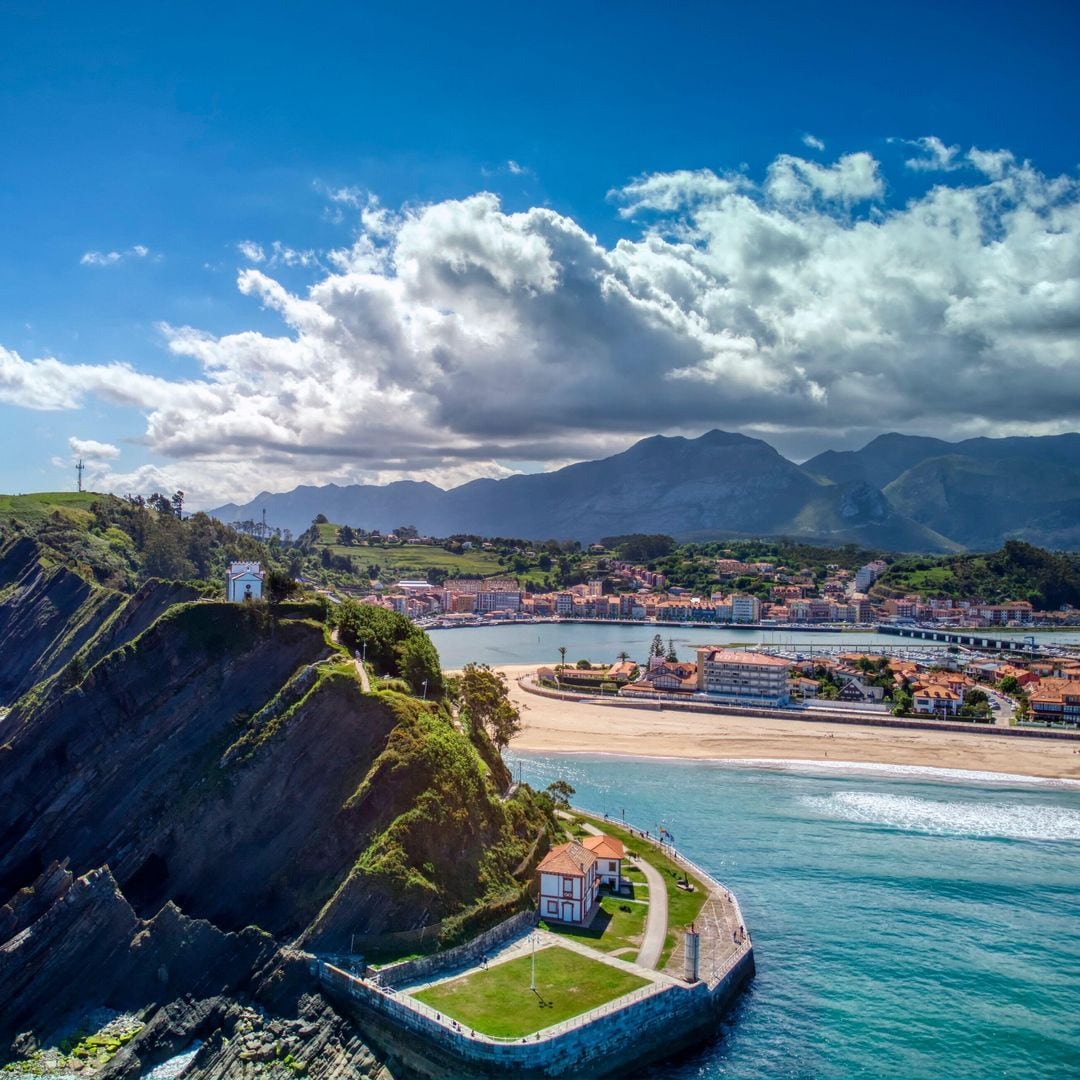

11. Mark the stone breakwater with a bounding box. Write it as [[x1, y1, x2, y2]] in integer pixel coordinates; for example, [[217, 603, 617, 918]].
[[316, 817, 755, 1078]]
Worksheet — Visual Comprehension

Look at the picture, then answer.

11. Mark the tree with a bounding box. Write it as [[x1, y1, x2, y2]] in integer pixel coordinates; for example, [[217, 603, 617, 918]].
[[558, 645, 567, 669], [396, 634, 444, 698], [170, 490, 185, 519], [313, 513, 329, 525], [666, 638, 678, 662], [546, 779, 575, 809], [459, 662, 522, 751], [617, 650, 630, 663], [576, 659, 592, 670], [142, 518, 195, 580], [339, 525, 356, 546], [266, 569, 299, 604], [998, 675, 1021, 696], [650, 634, 664, 658], [336, 601, 417, 674]]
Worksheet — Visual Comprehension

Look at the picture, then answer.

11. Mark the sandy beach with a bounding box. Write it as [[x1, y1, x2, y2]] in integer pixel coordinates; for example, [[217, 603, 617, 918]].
[[493, 665, 1080, 781]]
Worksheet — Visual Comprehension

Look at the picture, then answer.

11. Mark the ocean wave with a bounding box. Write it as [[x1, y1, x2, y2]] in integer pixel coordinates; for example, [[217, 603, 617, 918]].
[[802, 790, 1080, 841], [717, 758, 1080, 788]]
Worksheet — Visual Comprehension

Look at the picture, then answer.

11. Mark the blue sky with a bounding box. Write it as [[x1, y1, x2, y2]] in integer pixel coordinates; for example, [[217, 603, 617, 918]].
[[2, 0, 1079, 505]]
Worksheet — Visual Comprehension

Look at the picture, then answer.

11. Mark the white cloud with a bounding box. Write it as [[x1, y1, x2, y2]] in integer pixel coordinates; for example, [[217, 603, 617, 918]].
[[766, 151, 883, 204], [236, 240, 318, 269], [80, 245, 155, 267], [68, 437, 120, 460], [967, 147, 1016, 179], [802, 134, 825, 151], [237, 240, 266, 263], [900, 135, 963, 172], [507, 160, 525, 174], [7, 139, 1080, 506]]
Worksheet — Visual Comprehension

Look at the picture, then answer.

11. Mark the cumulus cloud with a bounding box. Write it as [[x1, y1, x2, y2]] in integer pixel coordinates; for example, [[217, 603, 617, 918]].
[[765, 151, 883, 204], [802, 134, 825, 151], [68, 437, 120, 460], [80, 244, 154, 267], [8, 140, 1080, 506]]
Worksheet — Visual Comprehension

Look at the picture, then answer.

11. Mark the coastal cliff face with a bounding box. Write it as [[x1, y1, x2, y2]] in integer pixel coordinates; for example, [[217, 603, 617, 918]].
[[0, 518, 551, 1078]]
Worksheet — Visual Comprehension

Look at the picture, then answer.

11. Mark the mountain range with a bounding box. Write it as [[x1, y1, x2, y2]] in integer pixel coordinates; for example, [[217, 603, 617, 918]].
[[209, 430, 1080, 552]]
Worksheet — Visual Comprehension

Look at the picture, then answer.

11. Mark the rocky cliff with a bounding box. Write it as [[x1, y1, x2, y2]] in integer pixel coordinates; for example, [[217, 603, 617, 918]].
[[0, 537, 552, 1078]]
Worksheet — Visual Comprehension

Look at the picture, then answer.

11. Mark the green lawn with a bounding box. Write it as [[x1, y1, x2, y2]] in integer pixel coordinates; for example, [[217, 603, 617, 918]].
[[571, 815, 709, 965], [546, 892, 648, 955], [0, 491, 101, 526], [410, 945, 650, 1038]]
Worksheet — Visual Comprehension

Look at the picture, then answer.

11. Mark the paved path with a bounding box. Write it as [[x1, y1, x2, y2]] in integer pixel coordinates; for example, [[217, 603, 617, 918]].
[[330, 628, 371, 692], [579, 819, 667, 971], [635, 856, 668, 969]]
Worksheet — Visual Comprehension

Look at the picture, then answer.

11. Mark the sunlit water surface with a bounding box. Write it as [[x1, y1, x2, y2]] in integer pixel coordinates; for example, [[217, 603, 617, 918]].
[[516, 754, 1080, 1079]]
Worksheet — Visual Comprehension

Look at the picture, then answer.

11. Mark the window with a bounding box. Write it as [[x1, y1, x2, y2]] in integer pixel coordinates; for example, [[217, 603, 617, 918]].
[[608, 861, 617, 871], [563, 876, 573, 896], [547, 900, 557, 914]]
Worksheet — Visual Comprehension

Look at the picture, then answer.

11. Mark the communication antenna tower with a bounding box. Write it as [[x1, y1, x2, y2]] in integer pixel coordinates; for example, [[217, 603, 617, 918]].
[[76, 458, 85, 493]]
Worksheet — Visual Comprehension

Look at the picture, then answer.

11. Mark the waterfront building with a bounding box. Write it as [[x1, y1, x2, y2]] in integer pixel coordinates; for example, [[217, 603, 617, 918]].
[[912, 685, 961, 716], [536, 841, 600, 925], [1028, 679, 1080, 724], [730, 595, 761, 623], [475, 590, 523, 613], [581, 834, 625, 889], [695, 648, 792, 705]]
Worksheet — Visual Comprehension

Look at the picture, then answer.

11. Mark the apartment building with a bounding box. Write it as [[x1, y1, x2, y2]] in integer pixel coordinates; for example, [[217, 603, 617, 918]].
[[695, 648, 792, 705]]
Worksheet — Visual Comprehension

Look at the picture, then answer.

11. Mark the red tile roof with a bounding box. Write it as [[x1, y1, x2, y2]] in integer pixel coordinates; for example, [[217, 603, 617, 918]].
[[536, 841, 597, 877], [581, 834, 625, 860]]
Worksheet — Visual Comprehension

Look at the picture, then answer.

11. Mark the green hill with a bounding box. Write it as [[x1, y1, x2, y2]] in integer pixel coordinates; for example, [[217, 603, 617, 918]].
[[871, 541, 1080, 608]]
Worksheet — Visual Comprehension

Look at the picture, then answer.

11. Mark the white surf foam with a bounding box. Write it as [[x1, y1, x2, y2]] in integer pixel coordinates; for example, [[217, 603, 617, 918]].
[[717, 757, 1080, 788], [802, 790, 1080, 841]]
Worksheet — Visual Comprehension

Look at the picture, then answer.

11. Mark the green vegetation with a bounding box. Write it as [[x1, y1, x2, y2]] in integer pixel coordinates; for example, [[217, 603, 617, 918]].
[[334, 600, 444, 696], [571, 813, 708, 965], [0, 490, 284, 592], [874, 541, 1080, 609], [336, 692, 552, 931], [411, 945, 649, 1037], [547, 893, 648, 956], [456, 662, 522, 750]]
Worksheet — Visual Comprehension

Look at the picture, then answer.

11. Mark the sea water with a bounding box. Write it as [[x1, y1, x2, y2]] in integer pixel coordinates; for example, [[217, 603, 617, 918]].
[[516, 755, 1080, 1079], [430, 622, 1077, 671]]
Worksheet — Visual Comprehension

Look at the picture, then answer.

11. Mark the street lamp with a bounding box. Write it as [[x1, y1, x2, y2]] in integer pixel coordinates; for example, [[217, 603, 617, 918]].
[[422, 679, 428, 701], [530, 932, 537, 992], [361, 640, 367, 663]]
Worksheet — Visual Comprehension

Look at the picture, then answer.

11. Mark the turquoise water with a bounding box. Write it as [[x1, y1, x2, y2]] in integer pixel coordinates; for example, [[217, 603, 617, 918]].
[[431, 622, 1075, 671], [516, 755, 1080, 1079]]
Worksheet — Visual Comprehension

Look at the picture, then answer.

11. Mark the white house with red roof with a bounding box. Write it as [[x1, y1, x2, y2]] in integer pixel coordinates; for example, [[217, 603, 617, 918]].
[[536, 840, 600, 925], [581, 833, 625, 889]]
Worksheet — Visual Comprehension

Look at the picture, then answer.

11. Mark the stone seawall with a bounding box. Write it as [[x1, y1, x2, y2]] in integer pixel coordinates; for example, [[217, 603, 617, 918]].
[[369, 910, 538, 986], [319, 948, 754, 1079]]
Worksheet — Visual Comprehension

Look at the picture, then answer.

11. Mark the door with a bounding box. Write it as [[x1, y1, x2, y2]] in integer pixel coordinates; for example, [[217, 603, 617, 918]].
[[562, 901, 574, 923]]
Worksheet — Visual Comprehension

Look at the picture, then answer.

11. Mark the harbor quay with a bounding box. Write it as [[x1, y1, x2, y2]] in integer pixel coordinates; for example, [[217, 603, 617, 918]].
[[315, 813, 755, 1078]]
